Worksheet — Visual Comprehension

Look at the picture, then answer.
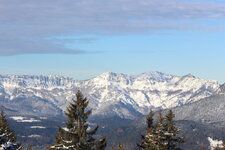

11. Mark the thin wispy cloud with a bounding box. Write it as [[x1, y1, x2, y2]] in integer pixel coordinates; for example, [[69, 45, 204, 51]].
[[0, 36, 88, 56], [47, 37, 99, 44], [0, 0, 225, 55]]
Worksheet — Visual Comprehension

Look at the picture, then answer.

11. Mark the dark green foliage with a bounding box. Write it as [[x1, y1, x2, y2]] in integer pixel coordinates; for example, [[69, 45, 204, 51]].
[[138, 110, 184, 150], [0, 110, 21, 150], [49, 91, 106, 150], [164, 110, 184, 150], [155, 111, 166, 150], [146, 110, 154, 129], [0, 110, 16, 144], [138, 110, 158, 150]]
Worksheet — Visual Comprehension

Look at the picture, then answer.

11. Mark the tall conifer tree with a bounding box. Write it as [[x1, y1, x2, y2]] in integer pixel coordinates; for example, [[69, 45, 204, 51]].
[[155, 111, 166, 150], [138, 110, 184, 150], [49, 91, 106, 150], [0, 110, 21, 150], [164, 110, 184, 150], [138, 110, 158, 150]]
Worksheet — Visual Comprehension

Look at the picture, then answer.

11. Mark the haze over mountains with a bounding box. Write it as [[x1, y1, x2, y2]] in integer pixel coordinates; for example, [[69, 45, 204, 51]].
[[0, 72, 220, 119]]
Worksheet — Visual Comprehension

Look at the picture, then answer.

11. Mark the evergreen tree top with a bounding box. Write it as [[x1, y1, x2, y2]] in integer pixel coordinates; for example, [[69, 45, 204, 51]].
[[138, 110, 184, 150], [50, 91, 106, 150], [146, 110, 154, 129]]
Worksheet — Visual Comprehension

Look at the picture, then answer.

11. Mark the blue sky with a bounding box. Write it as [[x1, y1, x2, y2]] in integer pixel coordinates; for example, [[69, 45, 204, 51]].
[[0, 0, 225, 83]]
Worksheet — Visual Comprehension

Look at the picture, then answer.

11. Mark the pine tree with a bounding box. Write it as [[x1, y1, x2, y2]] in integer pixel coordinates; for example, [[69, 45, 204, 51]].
[[49, 91, 106, 150], [164, 110, 184, 150], [0, 110, 21, 150], [155, 111, 166, 150], [146, 110, 154, 129], [138, 110, 184, 150], [138, 110, 158, 150]]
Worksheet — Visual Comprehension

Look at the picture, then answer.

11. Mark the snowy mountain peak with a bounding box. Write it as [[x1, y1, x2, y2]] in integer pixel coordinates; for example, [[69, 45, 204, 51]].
[[0, 72, 220, 119], [96, 71, 178, 83], [136, 71, 177, 82], [0, 74, 75, 89], [183, 73, 196, 78], [216, 84, 225, 94], [98, 72, 130, 80]]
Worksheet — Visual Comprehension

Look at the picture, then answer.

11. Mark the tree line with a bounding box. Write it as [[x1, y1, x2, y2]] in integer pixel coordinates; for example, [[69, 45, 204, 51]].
[[0, 91, 224, 150]]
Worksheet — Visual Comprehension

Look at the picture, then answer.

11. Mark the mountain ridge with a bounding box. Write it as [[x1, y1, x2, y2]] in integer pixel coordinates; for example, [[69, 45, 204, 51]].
[[0, 71, 220, 119]]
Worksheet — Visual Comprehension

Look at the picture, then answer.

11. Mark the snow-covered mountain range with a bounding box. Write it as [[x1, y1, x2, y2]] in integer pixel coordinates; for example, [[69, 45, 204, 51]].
[[127, 83, 225, 150], [0, 72, 220, 119], [170, 83, 225, 127]]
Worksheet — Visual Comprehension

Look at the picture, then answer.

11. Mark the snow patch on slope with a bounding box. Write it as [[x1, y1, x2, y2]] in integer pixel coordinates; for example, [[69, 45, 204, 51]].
[[10, 116, 41, 123], [208, 137, 223, 150], [30, 126, 46, 129]]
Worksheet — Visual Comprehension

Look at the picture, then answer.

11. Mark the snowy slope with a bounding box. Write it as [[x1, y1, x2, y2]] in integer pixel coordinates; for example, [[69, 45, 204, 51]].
[[170, 84, 225, 127], [116, 84, 225, 150], [0, 72, 220, 119], [208, 137, 223, 150]]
